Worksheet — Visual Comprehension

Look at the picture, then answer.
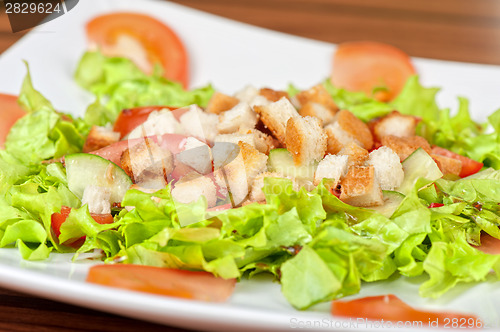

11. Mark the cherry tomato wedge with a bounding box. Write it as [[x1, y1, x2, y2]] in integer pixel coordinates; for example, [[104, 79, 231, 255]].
[[332, 294, 480, 325], [331, 41, 416, 102], [431, 146, 483, 178], [0, 93, 26, 148], [113, 106, 187, 139], [429, 203, 444, 208], [51, 206, 114, 247], [86, 13, 189, 88], [86, 264, 236, 302]]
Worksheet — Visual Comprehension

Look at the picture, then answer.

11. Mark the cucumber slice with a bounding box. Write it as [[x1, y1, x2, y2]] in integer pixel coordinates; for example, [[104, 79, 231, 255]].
[[371, 190, 405, 218], [397, 148, 442, 195], [65, 153, 132, 203], [267, 148, 317, 182]]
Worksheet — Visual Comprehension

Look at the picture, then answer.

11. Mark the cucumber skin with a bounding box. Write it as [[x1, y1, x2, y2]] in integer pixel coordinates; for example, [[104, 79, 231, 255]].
[[397, 148, 442, 195], [65, 153, 132, 203]]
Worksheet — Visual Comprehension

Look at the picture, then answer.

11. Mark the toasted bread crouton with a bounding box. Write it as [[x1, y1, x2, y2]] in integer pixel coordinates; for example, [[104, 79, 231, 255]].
[[238, 141, 269, 186], [367, 146, 404, 190], [120, 138, 174, 183], [380, 135, 431, 162], [217, 142, 268, 206], [83, 125, 120, 153], [239, 128, 276, 154], [431, 154, 462, 176], [214, 133, 255, 147], [339, 166, 383, 207], [81, 185, 112, 214], [212, 141, 241, 171], [295, 84, 338, 113], [128, 109, 183, 139], [324, 110, 373, 154], [129, 180, 167, 194], [234, 85, 259, 103], [339, 142, 369, 168], [171, 171, 217, 208], [313, 154, 348, 186], [285, 116, 327, 165], [250, 173, 301, 202], [176, 137, 212, 175], [249, 172, 285, 202], [372, 111, 418, 141], [205, 92, 240, 114], [259, 88, 289, 102], [337, 110, 374, 149], [179, 105, 219, 142], [217, 102, 258, 134], [299, 102, 336, 126], [254, 97, 299, 146], [233, 85, 271, 108]]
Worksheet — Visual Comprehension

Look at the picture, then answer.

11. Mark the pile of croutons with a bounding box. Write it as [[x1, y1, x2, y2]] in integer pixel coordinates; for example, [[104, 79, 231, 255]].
[[83, 84, 462, 211]]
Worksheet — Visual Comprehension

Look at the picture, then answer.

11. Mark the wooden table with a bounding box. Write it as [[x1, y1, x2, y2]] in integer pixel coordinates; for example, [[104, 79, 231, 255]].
[[1, 0, 500, 331]]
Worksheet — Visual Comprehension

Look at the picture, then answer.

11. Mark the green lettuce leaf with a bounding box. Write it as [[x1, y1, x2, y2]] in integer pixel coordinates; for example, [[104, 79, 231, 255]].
[[4, 70, 87, 164], [75, 51, 215, 124]]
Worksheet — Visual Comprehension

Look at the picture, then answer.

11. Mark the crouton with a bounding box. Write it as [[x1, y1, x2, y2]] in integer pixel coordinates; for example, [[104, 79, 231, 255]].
[[299, 102, 336, 126], [372, 111, 418, 141], [217, 142, 268, 206], [81, 185, 112, 214], [254, 97, 299, 146], [83, 125, 120, 153], [120, 138, 174, 183], [324, 110, 373, 154], [238, 141, 268, 186], [339, 142, 369, 168], [128, 109, 183, 139], [176, 137, 212, 174], [313, 154, 348, 186], [171, 171, 217, 208], [214, 133, 255, 148], [295, 84, 338, 113], [129, 180, 166, 194], [205, 92, 240, 114], [339, 166, 384, 207], [212, 141, 241, 171], [179, 105, 219, 142], [431, 154, 462, 176], [239, 128, 276, 155], [217, 102, 258, 134], [380, 135, 431, 162], [285, 116, 327, 165], [249, 172, 284, 202], [366, 146, 404, 190], [259, 88, 289, 102], [234, 85, 259, 103]]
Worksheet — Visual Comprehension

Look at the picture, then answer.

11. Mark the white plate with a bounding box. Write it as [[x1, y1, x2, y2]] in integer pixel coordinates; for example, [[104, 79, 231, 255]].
[[1, 0, 500, 331]]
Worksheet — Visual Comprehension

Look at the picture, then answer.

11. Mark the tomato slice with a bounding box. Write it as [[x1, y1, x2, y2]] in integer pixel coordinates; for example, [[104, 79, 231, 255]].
[[431, 146, 483, 178], [86, 13, 189, 88], [51, 206, 114, 247], [331, 41, 416, 101], [113, 106, 186, 139], [475, 233, 500, 255], [332, 294, 480, 325], [86, 264, 236, 302], [0, 94, 26, 148]]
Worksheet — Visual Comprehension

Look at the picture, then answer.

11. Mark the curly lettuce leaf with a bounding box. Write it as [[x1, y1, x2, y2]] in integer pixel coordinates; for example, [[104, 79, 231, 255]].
[[4, 69, 87, 164], [75, 51, 215, 124]]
